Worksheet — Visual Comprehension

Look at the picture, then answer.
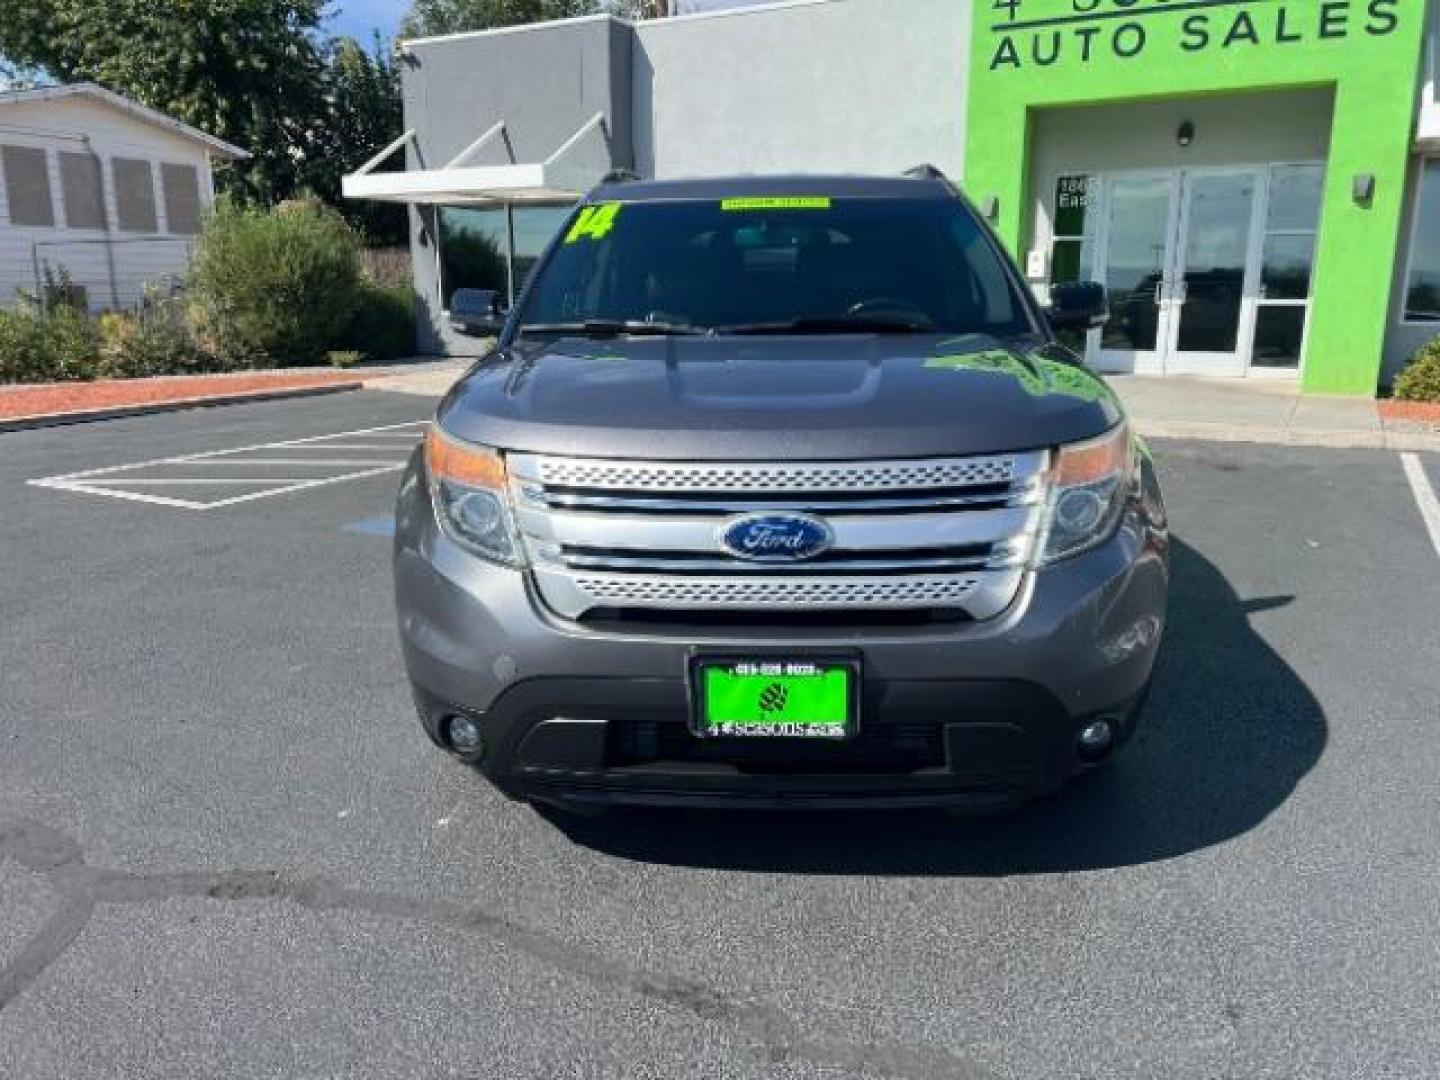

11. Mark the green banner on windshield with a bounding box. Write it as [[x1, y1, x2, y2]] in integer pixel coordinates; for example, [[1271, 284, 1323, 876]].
[[720, 197, 832, 212]]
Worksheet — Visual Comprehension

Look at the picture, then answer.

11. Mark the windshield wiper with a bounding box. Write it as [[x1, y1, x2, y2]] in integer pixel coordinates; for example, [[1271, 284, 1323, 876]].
[[715, 315, 934, 335], [518, 320, 701, 338]]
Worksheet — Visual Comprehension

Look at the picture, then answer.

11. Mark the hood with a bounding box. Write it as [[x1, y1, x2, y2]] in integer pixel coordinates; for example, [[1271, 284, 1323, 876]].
[[437, 333, 1123, 461]]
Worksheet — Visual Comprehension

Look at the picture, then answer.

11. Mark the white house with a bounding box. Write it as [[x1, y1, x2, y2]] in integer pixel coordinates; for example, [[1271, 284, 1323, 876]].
[[0, 83, 247, 312]]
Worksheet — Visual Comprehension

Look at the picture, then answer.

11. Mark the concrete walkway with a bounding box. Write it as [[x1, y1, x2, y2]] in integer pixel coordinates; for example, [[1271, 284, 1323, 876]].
[[366, 359, 471, 398], [1111, 375, 1440, 451]]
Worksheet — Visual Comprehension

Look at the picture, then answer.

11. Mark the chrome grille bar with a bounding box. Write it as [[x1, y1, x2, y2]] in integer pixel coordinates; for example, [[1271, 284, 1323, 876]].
[[508, 451, 1047, 620], [509, 452, 1043, 494]]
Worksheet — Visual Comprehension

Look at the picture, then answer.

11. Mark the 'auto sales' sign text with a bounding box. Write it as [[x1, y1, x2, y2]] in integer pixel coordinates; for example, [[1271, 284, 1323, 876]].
[[988, 0, 1402, 70]]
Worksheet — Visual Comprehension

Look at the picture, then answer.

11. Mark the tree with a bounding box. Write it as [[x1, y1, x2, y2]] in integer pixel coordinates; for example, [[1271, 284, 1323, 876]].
[[0, 0, 329, 204], [400, 0, 681, 35], [305, 35, 407, 245], [401, 0, 603, 38]]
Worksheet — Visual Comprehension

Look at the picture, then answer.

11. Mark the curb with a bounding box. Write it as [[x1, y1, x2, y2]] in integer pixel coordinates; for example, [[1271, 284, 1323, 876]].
[[1134, 419, 1440, 453], [0, 381, 365, 434]]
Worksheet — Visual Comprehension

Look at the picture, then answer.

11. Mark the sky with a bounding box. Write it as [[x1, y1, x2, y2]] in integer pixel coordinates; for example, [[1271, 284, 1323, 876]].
[[327, 0, 408, 43]]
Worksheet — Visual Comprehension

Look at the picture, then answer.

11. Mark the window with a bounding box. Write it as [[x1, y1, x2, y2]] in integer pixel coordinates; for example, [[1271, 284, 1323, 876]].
[[1253, 164, 1323, 369], [113, 157, 157, 233], [438, 207, 508, 308], [1404, 159, 1440, 322], [2, 145, 55, 227], [1050, 174, 1096, 287], [161, 163, 202, 235], [511, 206, 573, 294], [518, 198, 1032, 337], [59, 152, 106, 230], [437, 205, 573, 309]]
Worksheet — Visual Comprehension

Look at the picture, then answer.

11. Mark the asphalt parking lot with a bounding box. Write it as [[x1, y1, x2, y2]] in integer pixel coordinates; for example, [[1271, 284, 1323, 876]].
[[2, 390, 1439, 1079]]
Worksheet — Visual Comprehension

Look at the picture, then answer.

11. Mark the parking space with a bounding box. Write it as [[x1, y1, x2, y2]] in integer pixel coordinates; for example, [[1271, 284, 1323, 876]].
[[27, 419, 427, 511], [2, 392, 1439, 1079]]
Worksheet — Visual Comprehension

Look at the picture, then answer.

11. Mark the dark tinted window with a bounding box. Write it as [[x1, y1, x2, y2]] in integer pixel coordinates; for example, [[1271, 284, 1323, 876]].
[[2, 145, 54, 227], [161, 163, 202, 235], [60, 152, 106, 230], [113, 157, 157, 233], [519, 198, 1032, 335], [1406, 160, 1440, 322]]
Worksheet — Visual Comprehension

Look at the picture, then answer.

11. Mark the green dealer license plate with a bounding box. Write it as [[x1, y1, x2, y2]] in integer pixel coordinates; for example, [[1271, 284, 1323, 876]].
[[692, 659, 857, 740]]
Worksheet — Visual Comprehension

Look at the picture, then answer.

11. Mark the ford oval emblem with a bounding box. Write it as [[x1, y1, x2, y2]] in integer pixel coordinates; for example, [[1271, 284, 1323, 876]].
[[719, 513, 834, 563]]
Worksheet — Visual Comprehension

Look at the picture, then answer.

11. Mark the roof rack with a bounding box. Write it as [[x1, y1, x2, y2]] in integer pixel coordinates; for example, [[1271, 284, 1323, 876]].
[[601, 168, 642, 184], [903, 164, 950, 182]]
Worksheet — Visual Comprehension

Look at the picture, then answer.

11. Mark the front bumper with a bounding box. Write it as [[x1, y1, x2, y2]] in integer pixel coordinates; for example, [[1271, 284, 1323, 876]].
[[394, 456, 1169, 810]]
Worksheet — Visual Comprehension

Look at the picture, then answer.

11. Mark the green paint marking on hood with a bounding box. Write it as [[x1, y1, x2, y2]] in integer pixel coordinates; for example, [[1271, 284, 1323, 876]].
[[924, 346, 1108, 404]]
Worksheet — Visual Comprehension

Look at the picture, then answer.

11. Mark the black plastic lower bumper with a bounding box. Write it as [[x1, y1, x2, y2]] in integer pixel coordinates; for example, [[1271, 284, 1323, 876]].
[[413, 675, 1147, 811]]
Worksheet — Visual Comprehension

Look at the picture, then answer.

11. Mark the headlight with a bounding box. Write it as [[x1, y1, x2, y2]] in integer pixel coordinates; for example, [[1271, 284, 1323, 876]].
[[1035, 422, 1134, 566], [424, 425, 526, 568]]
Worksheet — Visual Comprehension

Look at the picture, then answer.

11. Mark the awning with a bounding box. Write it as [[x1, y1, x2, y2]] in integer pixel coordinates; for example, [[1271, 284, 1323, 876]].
[[341, 114, 612, 207]]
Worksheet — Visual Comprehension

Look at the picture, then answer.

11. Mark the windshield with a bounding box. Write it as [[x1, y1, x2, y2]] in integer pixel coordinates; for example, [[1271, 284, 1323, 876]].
[[515, 196, 1036, 337]]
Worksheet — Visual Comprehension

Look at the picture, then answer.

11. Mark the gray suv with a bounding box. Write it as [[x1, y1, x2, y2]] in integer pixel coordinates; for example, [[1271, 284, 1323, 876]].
[[394, 171, 1169, 814]]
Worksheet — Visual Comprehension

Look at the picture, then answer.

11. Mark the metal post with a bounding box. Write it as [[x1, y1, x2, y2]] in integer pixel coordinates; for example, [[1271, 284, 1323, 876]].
[[505, 202, 517, 306]]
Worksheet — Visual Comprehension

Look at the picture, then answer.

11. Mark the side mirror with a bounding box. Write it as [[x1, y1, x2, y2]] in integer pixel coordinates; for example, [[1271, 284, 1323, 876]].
[[1047, 281, 1108, 332], [449, 288, 507, 336]]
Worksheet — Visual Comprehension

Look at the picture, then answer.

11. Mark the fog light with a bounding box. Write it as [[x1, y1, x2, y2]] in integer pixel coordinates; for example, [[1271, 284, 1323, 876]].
[[445, 714, 484, 756], [1077, 719, 1116, 761]]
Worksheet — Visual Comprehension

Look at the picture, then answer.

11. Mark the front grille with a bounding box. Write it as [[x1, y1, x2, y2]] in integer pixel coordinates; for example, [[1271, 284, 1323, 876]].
[[532, 456, 1019, 493], [509, 451, 1047, 621], [568, 573, 983, 609]]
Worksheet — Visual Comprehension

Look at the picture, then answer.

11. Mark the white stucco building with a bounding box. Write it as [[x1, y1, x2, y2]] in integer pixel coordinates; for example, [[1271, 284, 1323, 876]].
[[0, 83, 247, 312]]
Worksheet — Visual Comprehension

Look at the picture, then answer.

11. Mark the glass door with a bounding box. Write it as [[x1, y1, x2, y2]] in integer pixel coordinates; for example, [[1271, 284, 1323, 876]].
[[1164, 169, 1264, 377], [1091, 172, 1180, 374]]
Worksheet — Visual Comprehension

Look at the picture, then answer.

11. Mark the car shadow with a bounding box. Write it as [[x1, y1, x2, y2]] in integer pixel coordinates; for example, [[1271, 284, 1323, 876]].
[[549, 537, 1327, 874]]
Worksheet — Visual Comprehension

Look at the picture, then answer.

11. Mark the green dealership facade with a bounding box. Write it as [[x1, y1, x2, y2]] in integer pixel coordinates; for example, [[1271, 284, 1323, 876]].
[[367, 0, 1438, 393], [967, 0, 1431, 394]]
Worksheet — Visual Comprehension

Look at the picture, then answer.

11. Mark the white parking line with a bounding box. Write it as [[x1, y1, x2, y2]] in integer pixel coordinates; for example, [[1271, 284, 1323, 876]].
[[28, 420, 428, 511], [1400, 453, 1440, 560], [183, 458, 407, 467]]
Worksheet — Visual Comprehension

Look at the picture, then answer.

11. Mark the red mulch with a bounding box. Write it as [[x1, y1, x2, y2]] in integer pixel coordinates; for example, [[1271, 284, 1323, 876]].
[[0, 371, 361, 421], [1379, 400, 1440, 426]]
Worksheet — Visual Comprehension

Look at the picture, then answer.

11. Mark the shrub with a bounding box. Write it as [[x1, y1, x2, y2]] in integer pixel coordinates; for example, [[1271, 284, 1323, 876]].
[[96, 290, 211, 378], [190, 198, 362, 366], [342, 279, 416, 362], [1394, 338, 1440, 403], [0, 303, 101, 383], [327, 349, 362, 369]]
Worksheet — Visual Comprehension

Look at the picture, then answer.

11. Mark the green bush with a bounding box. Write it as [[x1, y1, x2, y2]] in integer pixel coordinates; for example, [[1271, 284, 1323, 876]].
[[0, 303, 101, 383], [96, 291, 211, 378], [342, 279, 416, 362], [1394, 338, 1440, 403], [191, 198, 362, 366]]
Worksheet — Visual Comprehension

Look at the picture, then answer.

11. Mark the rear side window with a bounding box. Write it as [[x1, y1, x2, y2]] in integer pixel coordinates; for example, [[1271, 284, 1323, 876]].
[[519, 197, 1032, 336]]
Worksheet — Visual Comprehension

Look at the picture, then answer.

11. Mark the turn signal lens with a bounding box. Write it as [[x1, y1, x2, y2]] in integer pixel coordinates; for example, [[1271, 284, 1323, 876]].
[[1037, 423, 1134, 566], [425, 425, 507, 490], [1053, 422, 1132, 487]]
